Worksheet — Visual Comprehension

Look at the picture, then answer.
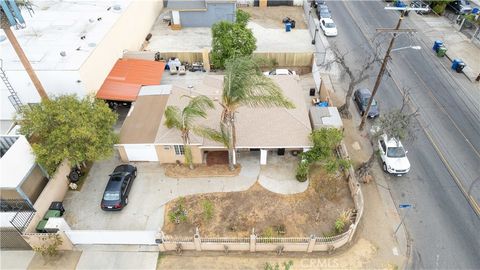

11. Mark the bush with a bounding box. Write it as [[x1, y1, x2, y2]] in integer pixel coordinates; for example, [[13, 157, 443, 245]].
[[202, 199, 214, 221], [295, 161, 309, 182], [432, 2, 447, 15], [262, 227, 275, 238], [168, 197, 188, 224]]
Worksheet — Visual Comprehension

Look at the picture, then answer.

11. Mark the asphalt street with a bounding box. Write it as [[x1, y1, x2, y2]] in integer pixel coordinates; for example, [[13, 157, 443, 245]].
[[323, 1, 480, 268]]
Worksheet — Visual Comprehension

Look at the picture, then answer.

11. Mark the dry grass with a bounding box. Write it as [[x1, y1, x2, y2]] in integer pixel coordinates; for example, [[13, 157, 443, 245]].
[[163, 165, 354, 237], [165, 164, 241, 178]]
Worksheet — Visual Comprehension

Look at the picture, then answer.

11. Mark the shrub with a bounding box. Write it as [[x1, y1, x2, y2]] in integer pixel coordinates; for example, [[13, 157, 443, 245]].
[[202, 199, 214, 221], [432, 2, 447, 15], [33, 234, 63, 257], [262, 227, 275, 238], [168, 197, 188, 224], [334, 209, 353, 234], [295, 161, 309, 182]]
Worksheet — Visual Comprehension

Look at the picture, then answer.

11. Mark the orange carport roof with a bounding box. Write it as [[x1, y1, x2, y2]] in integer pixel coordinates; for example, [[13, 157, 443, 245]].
[[96, 58, 165, 101]]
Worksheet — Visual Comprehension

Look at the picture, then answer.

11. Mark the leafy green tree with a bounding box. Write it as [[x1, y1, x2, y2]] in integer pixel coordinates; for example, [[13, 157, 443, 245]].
[[164, 95, 214, 169], [296, 128, 350, 181], [220, 56, 295, 170], [211, 10, 257, 69], [17, 95, 117, 175]]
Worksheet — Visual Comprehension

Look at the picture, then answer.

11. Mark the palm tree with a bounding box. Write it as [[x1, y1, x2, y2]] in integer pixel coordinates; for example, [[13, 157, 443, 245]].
[[221, 56, 295, 170], [164, 95, 214, 169]]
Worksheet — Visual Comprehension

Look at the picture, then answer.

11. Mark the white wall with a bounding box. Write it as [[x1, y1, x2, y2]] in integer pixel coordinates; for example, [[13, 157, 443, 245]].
[[79, 0, 164, 94]]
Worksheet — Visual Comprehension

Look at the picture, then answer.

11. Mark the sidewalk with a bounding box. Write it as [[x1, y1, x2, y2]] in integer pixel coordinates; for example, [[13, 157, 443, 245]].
[[411, 13, 480, 82]]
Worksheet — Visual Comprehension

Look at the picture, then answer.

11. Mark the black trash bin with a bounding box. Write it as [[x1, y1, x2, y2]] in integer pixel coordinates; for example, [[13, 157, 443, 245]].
[[49, 201, 65, 216], [309, 88, 316, 96], [456, 62, 466, 73]]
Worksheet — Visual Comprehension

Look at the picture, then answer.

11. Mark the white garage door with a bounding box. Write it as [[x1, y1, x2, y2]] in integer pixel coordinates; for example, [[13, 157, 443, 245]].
[[124, 144, 158, 161]]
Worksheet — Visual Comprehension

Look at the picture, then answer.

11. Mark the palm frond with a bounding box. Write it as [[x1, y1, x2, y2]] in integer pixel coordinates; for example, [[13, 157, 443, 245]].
[[164, 106, 182, 129], [194, 125, 230, 148], [222, 56, 294, 109]]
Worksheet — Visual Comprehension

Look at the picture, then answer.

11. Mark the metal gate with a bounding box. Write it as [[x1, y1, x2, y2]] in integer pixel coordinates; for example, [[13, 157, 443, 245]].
[[65, 230, 157, 245], [0, 199, 36, 250]]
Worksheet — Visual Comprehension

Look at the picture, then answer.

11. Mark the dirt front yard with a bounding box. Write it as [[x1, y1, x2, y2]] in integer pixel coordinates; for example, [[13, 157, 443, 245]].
[[163, 165, 354, 237], [240, 6, 308, 29]]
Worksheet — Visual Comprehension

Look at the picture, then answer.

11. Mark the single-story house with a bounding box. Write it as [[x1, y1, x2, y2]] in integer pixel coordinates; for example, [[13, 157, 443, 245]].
[[116, 75, 312, 165], [166, 0, 236, 28], [0, 135, 48, 208]]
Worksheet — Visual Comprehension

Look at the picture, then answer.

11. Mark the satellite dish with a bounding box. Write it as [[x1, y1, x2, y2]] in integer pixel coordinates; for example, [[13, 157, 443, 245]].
[[60, 51, 67, 57]]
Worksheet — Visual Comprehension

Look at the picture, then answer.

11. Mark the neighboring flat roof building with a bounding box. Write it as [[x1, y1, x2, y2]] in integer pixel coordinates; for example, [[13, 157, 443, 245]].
[[0, 0, 163, 122], [167, 0, 236, 28], [0, 135, 48, 206]]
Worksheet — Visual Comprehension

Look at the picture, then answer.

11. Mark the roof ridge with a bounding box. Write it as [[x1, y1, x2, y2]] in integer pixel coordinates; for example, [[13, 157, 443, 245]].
[[282, 106, 311, 132]]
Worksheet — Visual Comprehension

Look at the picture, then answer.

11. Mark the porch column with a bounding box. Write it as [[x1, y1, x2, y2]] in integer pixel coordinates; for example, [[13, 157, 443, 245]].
[[260, 149, 268, 165]]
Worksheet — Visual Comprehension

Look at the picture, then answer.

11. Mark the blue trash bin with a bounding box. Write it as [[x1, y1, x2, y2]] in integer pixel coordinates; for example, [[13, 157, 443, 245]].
[[472, 7, 479, 14], [285, 22, 291, 32], [433, 40, 443, 52], [452, 59, 461, 70]]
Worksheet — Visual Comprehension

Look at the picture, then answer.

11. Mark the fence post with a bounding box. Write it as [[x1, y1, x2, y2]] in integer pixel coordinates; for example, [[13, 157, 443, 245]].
[[194, 227, 202, 251], [250, 228, 256, 252], [307, 235, 316, 253], [156, 231, 166, 252]]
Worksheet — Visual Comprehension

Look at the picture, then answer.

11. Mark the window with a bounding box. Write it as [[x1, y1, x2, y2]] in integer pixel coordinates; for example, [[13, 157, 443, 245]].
[[387, 147, 406, 158], [380, 140, 386, 152], [103, 191, 120, 201], [174, 145, 185, 155]]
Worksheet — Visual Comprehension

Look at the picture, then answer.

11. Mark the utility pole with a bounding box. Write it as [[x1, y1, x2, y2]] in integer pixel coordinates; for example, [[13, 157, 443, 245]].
[[358, 4, 428, 131], [1, 2, 49, 101], [359, 10, 405, 131]]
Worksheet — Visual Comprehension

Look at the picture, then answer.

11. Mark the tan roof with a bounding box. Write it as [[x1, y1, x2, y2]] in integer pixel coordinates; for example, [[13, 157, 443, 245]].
[[155, 75, 312, 148], [119, 92, 169, 144]]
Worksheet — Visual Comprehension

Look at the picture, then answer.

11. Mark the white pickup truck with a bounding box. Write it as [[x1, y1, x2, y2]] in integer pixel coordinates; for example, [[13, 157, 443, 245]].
[[378, 134, 411, 176]]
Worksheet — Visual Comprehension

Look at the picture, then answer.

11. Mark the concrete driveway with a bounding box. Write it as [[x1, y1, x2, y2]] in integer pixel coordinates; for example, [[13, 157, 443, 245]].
[[62, 153, 260, 230]]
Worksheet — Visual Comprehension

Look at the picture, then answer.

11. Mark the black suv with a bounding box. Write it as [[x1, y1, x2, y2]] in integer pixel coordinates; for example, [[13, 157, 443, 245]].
[[353, 88, 380, 118], [101, 164, 137, 211]]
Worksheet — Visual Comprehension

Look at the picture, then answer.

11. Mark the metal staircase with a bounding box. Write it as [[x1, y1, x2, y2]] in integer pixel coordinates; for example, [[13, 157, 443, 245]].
[[0, 59, 24, 112]]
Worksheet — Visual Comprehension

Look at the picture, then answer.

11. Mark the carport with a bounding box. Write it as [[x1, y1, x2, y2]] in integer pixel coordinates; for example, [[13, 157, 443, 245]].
[[96, 58, 166, 102]]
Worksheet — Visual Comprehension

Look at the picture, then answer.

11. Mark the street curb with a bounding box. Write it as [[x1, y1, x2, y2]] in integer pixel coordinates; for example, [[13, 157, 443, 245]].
[[444, 53, 478, 83]]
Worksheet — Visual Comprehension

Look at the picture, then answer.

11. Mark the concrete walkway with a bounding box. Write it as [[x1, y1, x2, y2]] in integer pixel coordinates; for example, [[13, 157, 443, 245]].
[[258, 154, 308, 194], [411, 13, 480, 82]]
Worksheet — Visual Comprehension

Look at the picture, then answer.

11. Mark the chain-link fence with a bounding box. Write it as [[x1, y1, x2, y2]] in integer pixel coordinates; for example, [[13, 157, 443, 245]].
[[443, 11, 480, 46]]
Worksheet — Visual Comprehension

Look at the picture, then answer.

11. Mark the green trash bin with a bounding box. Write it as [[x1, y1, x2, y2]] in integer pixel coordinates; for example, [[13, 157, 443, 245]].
[[437, 46, 447, 57], [36, 219, 48, 233], [43, 209, 61, 219]]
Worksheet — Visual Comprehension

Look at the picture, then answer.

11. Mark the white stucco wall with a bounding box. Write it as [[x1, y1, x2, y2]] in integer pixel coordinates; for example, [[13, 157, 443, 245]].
[[0, 136, 35, 188], [79, 0, 164, 95]]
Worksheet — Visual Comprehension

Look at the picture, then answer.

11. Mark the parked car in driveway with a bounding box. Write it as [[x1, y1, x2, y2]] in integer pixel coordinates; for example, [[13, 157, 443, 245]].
[[448, 0, 473, 14], [263, 69, 296, 76], [353, 88, 379, 118], [378, 134, 411, 176], [320, 18, 338, 36], [101, 164, 137, 211]]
